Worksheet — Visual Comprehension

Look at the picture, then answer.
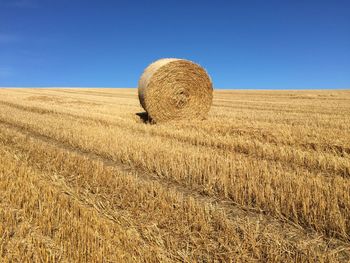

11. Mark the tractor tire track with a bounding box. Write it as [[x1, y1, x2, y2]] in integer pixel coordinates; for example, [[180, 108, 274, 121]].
[[1, 100, 349, 178], [1, 118, 350, 245]]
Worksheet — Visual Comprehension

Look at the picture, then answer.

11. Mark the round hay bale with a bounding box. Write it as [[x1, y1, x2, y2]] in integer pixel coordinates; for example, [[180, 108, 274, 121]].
[[138, 58, 213, 123]]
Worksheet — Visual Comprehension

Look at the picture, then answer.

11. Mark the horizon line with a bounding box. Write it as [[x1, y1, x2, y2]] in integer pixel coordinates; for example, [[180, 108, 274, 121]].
[[0, 86, 349, 90]]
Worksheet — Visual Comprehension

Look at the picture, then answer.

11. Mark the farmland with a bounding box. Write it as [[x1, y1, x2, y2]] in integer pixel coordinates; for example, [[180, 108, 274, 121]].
[[0, 88, 350, 262]]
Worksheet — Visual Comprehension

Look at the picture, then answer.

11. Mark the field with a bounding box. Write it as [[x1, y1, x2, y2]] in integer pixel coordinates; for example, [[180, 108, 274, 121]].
[[0, 88, 350, 262]]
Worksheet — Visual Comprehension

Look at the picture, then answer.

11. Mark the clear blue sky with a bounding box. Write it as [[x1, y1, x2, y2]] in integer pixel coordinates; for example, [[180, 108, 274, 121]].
[[0, 0, 349, 89]]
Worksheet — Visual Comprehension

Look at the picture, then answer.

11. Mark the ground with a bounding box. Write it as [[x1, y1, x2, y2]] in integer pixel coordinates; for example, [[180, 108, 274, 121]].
[[0, 88, 349, 262]]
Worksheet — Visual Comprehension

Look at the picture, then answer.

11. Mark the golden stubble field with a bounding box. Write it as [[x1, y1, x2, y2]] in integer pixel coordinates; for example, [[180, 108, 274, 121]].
[[0, 88, 349, 262]]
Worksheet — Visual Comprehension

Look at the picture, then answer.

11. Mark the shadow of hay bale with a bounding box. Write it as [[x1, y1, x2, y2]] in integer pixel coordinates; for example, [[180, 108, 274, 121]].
[[136, 112, 152, 124]]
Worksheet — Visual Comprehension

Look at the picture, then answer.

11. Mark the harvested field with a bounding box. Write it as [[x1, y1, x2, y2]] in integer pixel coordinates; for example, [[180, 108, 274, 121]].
[[0, 88, 350, 262]]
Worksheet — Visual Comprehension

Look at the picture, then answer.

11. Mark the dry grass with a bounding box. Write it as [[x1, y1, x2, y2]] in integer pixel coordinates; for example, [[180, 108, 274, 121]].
[[0, 88, 350, 262]]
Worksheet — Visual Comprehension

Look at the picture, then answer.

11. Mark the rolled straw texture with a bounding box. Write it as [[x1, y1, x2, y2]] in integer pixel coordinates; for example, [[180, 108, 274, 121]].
[[138, 58, 213, 123]]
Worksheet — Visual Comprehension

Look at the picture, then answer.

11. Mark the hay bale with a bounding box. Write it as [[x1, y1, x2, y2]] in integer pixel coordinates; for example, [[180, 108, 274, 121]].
[[138, 58, 213, 123]]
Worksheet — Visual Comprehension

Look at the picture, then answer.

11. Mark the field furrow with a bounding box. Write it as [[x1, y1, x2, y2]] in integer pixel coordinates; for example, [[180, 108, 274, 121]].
[[0, 125, 349, 262], [0, 147, 155, 262], [1, 88, 349, 261], [0, 104, 349, 240], [0, 100, 349, 174]]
